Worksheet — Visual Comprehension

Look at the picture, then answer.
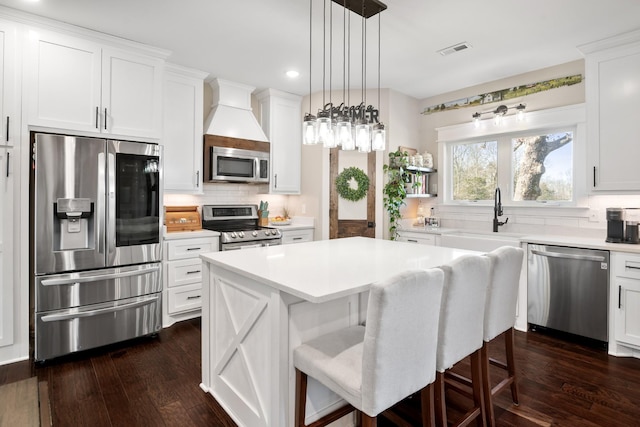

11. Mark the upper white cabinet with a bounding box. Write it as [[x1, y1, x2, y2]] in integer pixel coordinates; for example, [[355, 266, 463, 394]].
[[26, 29, 165, 139], [256, 89, 302, 194], [0, 20, 18, 147], [581, 30, 640, 191], [162, 64, 208, 193]]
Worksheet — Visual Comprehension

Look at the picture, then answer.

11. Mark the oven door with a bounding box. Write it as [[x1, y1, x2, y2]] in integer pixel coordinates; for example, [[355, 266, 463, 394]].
[[107, 140, 162, 266], [210, 146, 269, 183]]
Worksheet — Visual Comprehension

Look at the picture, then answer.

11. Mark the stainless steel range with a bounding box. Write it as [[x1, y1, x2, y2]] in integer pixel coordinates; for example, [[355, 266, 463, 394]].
[[202, 205, 281, 251]]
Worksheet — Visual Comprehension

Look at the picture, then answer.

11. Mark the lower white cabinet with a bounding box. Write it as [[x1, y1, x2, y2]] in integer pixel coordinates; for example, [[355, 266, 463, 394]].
[[396, 230, 438, 246], [163, 234, 218, 327], [612, 252, 640, 349], [281, 228, 313, 245], [0, 147, 13, 347]]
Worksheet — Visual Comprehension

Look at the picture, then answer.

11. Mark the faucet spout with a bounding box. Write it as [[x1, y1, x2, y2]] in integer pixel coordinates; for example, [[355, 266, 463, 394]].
[[493, 187, 507, 232]]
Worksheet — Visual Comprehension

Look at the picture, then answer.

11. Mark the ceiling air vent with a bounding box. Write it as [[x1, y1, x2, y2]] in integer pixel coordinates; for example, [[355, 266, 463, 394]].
[[437, 42, 472, 56]]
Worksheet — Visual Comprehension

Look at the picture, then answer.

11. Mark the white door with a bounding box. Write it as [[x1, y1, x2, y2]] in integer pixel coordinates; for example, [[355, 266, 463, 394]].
[[102, 48, 163, 139], [26, 30, 102, 132]]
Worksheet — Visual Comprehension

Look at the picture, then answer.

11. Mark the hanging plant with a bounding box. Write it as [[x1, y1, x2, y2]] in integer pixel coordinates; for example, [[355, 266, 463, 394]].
[[383, 150, 411, 240], [336, 167, 370, 202]]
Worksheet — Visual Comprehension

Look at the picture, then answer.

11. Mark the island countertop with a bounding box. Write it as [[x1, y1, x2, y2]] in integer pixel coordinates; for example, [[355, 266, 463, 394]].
[[200, 236, 477, 303]]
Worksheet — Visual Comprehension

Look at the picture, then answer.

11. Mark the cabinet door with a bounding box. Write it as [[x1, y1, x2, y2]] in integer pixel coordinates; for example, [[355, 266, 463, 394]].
[[163, 68, 204, 192], [0, 21, 17, 147], [257, 90, 302, 194], [587, 42, 640, 191], [615, 277, 640, 347], [0, 148, 13, 347], [396, 232, 436, 245], [26, 30, 102, 132], [102, 48, 163, 139]]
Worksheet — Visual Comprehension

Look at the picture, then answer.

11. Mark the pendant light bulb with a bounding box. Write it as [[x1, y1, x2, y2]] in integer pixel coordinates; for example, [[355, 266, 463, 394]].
[[355, 120, 371, 153], [303, 113, 318, 145], [371, 123, 386, 151], [336, 113, 354, 150]]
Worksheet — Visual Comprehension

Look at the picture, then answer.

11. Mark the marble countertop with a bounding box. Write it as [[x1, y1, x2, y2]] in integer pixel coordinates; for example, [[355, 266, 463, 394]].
[[200, 236, 477, 303]]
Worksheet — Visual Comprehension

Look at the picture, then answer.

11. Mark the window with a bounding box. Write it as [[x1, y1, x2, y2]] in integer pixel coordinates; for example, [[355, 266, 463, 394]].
[[446, 127, 575, 204]]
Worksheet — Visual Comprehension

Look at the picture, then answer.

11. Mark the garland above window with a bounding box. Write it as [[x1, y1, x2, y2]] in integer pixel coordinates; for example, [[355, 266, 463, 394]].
[[336, 167, 370, 202]]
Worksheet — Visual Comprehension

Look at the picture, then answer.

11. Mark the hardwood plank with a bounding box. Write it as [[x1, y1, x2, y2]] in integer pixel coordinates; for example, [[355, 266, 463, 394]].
[[3, 319, 640, 426], [0, 377, 39, 427]]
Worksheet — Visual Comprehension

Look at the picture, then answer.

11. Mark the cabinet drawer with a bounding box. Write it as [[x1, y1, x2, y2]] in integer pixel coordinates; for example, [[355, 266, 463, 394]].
[[166, 237, 217, 261], [166, 258, 202, 288], [167, 283, 202, 314], [613, 252, 640, 280], [281, 229, 314, 245], [397, 232, 436, 245]]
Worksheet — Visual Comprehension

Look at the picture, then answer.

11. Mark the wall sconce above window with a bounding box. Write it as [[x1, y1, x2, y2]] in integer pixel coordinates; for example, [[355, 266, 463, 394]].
[[472, 103, 526, 128]]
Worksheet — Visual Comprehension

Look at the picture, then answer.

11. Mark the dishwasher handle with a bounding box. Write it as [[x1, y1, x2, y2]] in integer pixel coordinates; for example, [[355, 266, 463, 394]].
[[530, 249, 606, 263]]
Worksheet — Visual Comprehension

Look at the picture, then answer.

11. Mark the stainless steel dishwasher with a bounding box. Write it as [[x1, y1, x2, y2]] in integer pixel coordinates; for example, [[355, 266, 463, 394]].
[[528, 244, 609, 342]]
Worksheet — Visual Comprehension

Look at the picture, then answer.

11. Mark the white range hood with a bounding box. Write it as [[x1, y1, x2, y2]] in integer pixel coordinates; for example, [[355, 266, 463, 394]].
[[204, 78, 268, 142]]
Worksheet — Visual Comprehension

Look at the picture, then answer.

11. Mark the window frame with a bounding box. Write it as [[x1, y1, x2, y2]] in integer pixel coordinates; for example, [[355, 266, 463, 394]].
[[437, 104, 587, 209]]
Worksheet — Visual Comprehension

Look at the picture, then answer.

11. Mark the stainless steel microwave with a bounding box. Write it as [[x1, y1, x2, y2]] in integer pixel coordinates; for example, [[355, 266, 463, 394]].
[[208, 145, 269, 183]]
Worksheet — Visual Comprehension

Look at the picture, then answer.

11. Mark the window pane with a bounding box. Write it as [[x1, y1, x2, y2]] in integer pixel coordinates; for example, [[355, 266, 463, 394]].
[[452, 140, 497, 200], [512, 131, 573, 201]]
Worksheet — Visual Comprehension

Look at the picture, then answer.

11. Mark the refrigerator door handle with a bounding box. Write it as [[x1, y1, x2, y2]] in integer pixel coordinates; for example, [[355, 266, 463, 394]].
[[106, 144, 117, 264], [97, 151, 106, 255], [40, 265, 160, 287], [40, 295, 159, 322]]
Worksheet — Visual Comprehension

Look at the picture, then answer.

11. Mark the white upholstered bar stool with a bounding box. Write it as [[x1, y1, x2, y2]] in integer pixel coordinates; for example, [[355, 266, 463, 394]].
[[435, 255, 492, 427], [293, 269, 445, 427], [481, 246, 524, 426]]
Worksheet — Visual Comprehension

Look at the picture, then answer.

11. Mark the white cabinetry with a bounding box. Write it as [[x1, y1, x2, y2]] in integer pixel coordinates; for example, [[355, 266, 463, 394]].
[[396, 230, 437, 245], [256, 89, 302, 194], [0, 21, 18, 146], [612, 252, 640, 349], [0, 19, 17, 348], [162, 64, 208, 193], [0, 147, 13, 347], [26, 30, 165, 139], [581, 30, 640, 191], [163, 234, 218, 327], [281, 228, 313, 245]]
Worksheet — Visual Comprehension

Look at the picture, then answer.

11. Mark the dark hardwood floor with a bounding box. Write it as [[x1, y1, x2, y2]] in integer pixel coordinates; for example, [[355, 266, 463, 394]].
[[1, 319, 640, 426]]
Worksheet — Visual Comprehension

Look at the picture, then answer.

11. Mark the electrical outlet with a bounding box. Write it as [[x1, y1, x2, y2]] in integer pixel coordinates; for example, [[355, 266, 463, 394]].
[[301, 204, 306, 214]]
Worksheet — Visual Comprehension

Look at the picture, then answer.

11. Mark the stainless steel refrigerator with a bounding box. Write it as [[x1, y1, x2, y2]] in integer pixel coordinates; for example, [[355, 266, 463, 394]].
[[30, 132, 163, 361]]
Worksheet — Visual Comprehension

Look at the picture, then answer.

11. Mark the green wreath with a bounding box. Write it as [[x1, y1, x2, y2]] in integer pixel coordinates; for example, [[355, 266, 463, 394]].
[[336, 167, 370, 202]]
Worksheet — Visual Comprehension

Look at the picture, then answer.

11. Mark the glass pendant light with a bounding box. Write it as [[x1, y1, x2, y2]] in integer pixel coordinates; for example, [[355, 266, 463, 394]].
[[355, 119, 371, 152], [317, 110, 334, 147], [336, 111, 354, 149], [371, 123, 385, 151], [303, 113, 317, 145]]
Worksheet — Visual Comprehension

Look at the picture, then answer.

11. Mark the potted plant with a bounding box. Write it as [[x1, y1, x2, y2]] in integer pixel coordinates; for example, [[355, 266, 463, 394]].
[[383, 150, 420, 240]]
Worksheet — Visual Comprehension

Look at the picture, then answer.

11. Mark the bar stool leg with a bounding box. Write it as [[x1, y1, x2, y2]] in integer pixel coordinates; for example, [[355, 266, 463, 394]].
[[505, 328, 519, 405], [295, 369, 308, 427], [421, 383, 436, 427], [480, 342, 495, 427], [434, 372, 447, 427], [471, 350, 487, 427]]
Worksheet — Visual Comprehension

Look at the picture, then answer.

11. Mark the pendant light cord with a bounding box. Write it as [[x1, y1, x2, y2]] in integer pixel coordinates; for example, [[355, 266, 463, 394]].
[[377, 9, 381, 112], [309, 0, 312, 114], [322, 0, 326, 107]]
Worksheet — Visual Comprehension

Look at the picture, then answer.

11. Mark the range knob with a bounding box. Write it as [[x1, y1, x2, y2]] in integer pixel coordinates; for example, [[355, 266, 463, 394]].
[[264, 230, 271, 236], [271, 230, 277, 236], [238, 231, 245, 238], [252, 231, 258, 237], [230, 232, 237, 238]]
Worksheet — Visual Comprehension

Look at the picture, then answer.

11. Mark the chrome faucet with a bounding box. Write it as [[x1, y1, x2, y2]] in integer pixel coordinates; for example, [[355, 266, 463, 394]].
[[493, 187, 508, 232]]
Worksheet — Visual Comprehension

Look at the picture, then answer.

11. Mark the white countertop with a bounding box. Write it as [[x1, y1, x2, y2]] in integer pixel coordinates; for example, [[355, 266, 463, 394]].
[[268, 216, 315, 231], [163, 229, 220, 240], [400, 224, 640, 254], [200, 236, 477, 303]]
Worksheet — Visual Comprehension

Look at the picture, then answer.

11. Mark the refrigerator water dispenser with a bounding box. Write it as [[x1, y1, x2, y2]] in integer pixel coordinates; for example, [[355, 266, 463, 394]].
[[54, 198, 94, 251]]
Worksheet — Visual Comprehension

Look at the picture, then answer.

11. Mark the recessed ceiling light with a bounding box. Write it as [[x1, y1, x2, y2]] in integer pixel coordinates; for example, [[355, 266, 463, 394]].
[[286, 70, 300, 78]]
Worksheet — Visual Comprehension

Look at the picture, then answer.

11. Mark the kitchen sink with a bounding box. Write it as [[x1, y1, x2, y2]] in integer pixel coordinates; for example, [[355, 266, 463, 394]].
[[440, 230, 524, 252]]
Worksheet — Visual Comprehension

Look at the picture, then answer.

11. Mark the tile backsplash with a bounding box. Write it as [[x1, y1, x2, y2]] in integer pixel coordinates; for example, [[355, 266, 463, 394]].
[[163, 183, 292, 218]]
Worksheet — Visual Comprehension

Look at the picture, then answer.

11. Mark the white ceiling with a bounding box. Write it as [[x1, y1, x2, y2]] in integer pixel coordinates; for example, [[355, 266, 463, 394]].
[[1, 0, 639, 99]]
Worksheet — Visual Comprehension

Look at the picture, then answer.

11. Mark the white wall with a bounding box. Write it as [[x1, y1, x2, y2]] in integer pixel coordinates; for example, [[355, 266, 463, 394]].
[[412, 59, 640, 237]]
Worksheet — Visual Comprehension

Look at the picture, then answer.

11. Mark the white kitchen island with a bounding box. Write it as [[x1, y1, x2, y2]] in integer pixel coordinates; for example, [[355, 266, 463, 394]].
[[199, 237, 476, 427]]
